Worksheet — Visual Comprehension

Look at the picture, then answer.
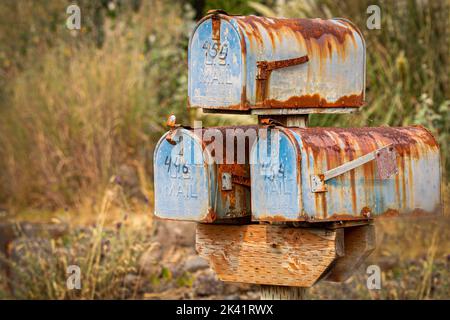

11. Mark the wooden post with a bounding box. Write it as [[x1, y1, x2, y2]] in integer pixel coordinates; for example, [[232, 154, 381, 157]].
[[258, 114, 308, 300], [258, 114, 308, 127], [260, 286, 307, 300]]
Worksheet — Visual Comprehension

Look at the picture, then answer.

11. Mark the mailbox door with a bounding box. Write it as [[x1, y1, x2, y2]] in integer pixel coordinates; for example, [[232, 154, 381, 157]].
[[154, 129, 213, 221], [188, 17, 245, 110], [250, 128, 302, 221]]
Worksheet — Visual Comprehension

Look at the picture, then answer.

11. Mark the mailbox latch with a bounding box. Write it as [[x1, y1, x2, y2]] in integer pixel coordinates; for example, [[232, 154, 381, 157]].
[[310, 144, 398, 192], [165, 114, 194, 145]]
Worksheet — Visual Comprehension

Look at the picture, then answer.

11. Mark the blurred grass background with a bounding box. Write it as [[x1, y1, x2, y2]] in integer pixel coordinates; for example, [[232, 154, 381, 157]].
[[0, 0, 448, 300], [0, 0, 448, 211]]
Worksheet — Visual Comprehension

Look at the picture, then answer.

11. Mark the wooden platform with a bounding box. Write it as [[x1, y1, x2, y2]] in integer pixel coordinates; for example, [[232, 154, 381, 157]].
[[325, 224, 376, 282], [196, 224, 344, 287]]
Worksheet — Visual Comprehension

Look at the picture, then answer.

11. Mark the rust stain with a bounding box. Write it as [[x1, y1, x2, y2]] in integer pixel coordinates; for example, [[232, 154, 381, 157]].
[[360, 206, 372, 218], [326, 213, 369, 221], [261, 93, 365, 108], [288, 126, 439, 160], [234, 16, 356, 64], [189, 125, 258, 222], [400, 156, 407, 208], [321, 193, 327, 219], [255, 213, 371, 223], [211, 15, 221, 42], [202, 208, 217, 223], [235, 16, 354, 44], [407, 156, 414, 208], [240, 84, 248, 110]]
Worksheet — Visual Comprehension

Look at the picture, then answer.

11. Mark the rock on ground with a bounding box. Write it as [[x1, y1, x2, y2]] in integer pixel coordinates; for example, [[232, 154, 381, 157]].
[[153, 220, 196, 249], [183, 255, 209, 273], [138, 242, 163, 276]]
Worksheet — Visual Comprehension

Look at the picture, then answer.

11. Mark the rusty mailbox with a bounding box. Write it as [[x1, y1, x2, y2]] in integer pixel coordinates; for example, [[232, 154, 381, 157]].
[[250, 126, 441, 222], [188, 11, 365, 112], [154, 10, 443, 296], [154, 125, 257, 223]]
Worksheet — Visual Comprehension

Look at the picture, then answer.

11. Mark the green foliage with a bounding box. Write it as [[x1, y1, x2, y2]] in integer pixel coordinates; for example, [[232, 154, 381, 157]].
[[203, 0, 262, 15]]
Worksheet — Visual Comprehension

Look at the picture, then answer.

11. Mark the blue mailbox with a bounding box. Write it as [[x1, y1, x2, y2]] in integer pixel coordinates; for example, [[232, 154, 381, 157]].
[[250, 126, 441, 222], [188, 10, 366, 112], [154, 126, 257, 223]]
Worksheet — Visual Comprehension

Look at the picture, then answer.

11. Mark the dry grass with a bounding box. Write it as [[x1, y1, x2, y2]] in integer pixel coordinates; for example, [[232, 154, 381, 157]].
[[0, 1, 191, 210], [309, 215, 449, 300], [0, 181, 154, 300]]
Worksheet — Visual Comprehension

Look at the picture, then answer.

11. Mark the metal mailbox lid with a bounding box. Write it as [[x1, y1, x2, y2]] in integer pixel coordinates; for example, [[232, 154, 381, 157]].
[[154, 126, 257, 223], [250, 128, 302, 219], [188, 16, 244, 110], [188, 12, 365, 112], [250, 126, 441, 222], [154, 128, 213, 222]]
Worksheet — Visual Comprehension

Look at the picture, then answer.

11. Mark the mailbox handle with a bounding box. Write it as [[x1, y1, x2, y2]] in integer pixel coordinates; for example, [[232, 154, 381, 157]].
[[310, 144, 398, 192], [256, 55, 309, 80]]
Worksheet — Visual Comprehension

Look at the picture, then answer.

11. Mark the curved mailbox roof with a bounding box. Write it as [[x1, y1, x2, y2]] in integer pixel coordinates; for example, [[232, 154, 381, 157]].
[[188, 11, 366, 112]]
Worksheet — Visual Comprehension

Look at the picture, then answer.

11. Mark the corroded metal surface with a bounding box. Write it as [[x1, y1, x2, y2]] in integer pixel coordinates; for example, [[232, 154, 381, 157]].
[[188, 11, 365, 112], [154, 126, 258, 222], [250, 126, 441, 222]]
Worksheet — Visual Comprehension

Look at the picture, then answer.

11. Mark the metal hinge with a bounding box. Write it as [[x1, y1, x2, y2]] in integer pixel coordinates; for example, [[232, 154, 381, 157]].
[[256, 55, 309, 80], [310, 144, 398, 193], [221, 172, 251, 190]]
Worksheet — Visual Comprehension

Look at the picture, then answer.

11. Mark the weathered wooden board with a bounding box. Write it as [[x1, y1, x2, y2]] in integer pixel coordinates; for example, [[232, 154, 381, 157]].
[[324, 224, 376, 282], [196, 224, 344, 287]]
